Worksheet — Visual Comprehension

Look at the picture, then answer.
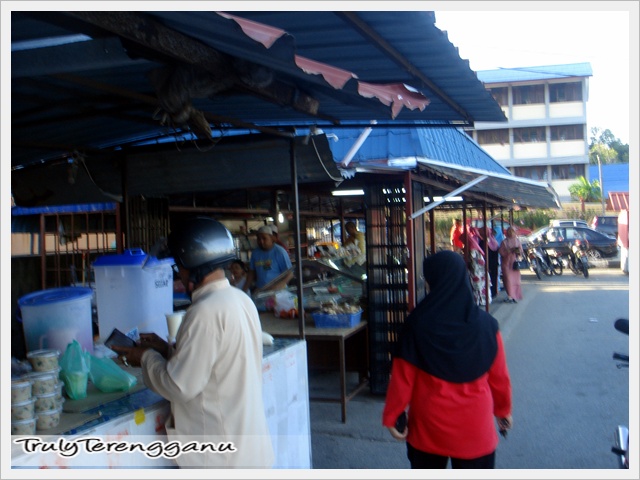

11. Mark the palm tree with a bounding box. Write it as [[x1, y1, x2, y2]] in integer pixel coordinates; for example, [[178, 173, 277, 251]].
[[568, 176, 602, 213]]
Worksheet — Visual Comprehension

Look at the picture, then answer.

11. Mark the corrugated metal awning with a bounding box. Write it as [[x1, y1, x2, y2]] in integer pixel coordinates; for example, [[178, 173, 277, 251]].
[[11, 10, 506, 171]]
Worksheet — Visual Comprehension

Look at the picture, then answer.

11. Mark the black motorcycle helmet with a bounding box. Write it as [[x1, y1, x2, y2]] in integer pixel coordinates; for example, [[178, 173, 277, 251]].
[[166, 217, 236, 285]]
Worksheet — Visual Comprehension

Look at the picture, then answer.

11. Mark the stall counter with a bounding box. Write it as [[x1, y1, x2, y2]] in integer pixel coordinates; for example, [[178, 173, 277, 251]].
[[11, 338, 311, 469]]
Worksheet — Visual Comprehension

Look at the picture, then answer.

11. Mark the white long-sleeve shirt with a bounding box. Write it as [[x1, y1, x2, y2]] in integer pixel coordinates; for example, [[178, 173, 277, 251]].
[[142, 278, 274, 468]]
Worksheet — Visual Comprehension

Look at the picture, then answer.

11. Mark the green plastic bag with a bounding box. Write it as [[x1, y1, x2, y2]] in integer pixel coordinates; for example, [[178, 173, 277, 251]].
[[59, 340, 89, 400], [85, 353, 137, 393]]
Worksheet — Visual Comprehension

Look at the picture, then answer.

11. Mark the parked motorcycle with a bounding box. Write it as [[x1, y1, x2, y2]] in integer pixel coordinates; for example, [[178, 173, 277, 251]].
[[611, 318, 629, 469], [526, 244, 552, 278], [566, 238, 589, 277], [541, 246, 563, 275], [531, 232, 563, 275]]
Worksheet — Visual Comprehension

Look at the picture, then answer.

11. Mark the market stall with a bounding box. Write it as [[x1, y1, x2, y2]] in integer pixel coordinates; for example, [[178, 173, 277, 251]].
[[11, 338, 311, 469]]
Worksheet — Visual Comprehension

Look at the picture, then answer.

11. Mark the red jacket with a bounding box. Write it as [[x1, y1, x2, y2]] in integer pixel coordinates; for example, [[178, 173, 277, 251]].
[[382, 332, 512, 459]]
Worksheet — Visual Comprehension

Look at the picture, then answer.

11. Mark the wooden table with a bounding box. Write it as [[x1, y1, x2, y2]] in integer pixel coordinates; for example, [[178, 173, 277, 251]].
[[260, 313, 369, 423]]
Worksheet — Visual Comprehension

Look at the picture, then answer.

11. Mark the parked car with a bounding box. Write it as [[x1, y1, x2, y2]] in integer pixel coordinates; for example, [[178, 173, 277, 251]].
[[524, 225, 619, 261], [549, 219, 588, 228], [469, 217, 532, 236], [591, 215, 618, 238]]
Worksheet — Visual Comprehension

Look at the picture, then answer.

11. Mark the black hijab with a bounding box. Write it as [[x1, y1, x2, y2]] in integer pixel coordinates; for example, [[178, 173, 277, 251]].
[[396, 250, 499, 383]]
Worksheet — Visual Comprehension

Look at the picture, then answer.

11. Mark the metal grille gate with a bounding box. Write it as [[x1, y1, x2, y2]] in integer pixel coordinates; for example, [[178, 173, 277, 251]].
[[366, 183, 409, 394]]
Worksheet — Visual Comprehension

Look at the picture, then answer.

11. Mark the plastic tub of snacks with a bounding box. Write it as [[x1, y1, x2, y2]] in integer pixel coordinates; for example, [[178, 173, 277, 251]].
[[12, 417, 37, 436], [11, 378, 33, 404], [11, 398, 36, 421], [26, 349, 60, 372], [34, 391, 60, 412], [36, 406, 63, 431], [28, 368, 61, 395]]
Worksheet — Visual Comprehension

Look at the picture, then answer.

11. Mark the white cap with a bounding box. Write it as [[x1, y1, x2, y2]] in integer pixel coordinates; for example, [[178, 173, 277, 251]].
[[270, 225, 279, 234], [258, 225, 273, 235]]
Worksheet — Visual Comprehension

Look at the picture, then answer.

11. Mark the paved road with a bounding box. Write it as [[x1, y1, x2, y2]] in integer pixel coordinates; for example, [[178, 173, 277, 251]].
[[495, 268, 630, 469], [309, 266, 632, 471]]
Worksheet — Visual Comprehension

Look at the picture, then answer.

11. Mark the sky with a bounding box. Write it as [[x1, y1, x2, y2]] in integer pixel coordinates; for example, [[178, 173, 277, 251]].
[[432, 4, 637, 145]]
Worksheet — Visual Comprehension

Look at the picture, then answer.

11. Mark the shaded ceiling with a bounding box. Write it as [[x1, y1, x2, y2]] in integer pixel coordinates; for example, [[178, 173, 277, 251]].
[[11, 10, 506, 171]]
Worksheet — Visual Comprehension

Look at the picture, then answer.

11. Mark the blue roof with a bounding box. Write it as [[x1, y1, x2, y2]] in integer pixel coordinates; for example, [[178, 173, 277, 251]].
[[589, 164, 629, 197], [11, 202, 117, 216], [476, 63, 593, 84], [325, 124, 511, 175]]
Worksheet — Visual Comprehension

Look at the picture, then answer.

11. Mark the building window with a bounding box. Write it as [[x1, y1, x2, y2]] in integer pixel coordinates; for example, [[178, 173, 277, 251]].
[[477, 129, 509, 145], [549, 82, 582, 102], [550, 124, 584, 141], [551, 164, 584, 180], [512, 85, 544, 105], [513, 166, 548, 181], [513, 127, 546, 143], [488, 87, 508, 106]]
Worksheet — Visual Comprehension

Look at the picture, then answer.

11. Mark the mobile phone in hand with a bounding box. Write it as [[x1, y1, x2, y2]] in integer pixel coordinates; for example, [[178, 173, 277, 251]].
[[395, 411, 407, 432]]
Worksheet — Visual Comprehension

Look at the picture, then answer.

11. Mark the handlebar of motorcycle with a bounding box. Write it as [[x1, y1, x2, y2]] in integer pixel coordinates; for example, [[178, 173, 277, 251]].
[[614, 318, 629, 335]]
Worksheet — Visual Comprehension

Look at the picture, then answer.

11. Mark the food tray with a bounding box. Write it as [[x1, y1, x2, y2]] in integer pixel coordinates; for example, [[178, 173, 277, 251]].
[[311, 310, 362, 329]]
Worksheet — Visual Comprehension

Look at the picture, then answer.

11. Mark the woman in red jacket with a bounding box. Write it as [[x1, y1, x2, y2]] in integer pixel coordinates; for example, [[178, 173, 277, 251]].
[[382, 250, 513, 469]]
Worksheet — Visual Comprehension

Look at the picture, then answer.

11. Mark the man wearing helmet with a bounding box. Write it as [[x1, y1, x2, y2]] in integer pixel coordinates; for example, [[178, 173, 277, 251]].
[[111, 217, 274, 468]]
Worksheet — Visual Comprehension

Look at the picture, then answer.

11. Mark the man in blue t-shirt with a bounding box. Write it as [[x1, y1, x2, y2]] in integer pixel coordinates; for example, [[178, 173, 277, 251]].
[[244, 225, 293, 293]]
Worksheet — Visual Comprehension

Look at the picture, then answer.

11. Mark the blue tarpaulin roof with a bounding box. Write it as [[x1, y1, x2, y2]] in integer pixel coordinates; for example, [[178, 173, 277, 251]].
[[11, 203, 117, 216], [476, 63, 593, 84], [589, 163, 629, 197], [320, 124, 560, 209]]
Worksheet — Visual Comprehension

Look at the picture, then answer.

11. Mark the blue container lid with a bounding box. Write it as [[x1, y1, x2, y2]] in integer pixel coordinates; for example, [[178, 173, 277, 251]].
[[18, 287, 93, 307], [92, 248, 173, 267]]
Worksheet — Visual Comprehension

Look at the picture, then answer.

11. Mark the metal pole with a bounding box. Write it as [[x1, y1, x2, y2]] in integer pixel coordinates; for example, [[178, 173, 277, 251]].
[[290, 137, 305, 340], [597, 154, 605, 214]]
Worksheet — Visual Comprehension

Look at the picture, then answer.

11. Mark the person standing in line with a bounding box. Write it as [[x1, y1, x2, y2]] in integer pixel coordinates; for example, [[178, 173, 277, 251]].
[[498, 227, 524, 303], [382, 251, 512, 469], [478, 226, 500, 299], [111, 217, 274, 468], [450, 218, 464, 253], [244, 225, 293, 292], [462, 227, 490, 306]]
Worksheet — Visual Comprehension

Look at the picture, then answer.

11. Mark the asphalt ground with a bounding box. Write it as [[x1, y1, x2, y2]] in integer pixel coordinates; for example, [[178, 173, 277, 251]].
[[307, 256, 627, 471]]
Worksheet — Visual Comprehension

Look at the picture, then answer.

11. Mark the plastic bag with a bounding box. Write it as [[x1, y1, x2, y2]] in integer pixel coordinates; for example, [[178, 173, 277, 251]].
[[85, 353, 137, 393], [274, 291, 298, 318], [59, 339, 90, 400]]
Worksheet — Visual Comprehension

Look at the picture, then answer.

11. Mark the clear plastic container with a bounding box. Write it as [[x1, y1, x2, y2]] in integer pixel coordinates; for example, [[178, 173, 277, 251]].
[[18, 287, 94, 354], [26, 349, 60, 372], [34, 391, 59, 412], [11, 398, 36, 421], [12, 417, 37, 436], [36, 406, 63, 430], [28, 368, 61, 395], [11, 379, 33, 403]]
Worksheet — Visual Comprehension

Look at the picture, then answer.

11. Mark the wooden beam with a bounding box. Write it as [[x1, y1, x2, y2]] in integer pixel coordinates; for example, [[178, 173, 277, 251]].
[[64, 12, 322, 118]]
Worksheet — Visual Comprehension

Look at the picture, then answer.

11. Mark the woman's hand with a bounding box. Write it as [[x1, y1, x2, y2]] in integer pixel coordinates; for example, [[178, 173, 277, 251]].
[[387, 426, 408, 441], [496, 414, 513, 436]]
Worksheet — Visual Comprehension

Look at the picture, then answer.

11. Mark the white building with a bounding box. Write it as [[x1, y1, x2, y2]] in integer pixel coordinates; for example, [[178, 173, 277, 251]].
[[467, 63, 592, 203]]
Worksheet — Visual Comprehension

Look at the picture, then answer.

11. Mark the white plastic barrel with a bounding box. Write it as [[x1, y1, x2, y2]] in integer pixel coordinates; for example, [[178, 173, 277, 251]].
[[92, 249, 174, 343]]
